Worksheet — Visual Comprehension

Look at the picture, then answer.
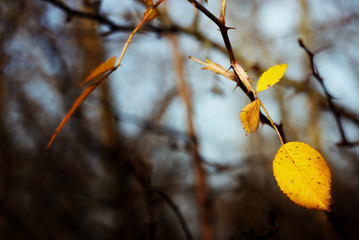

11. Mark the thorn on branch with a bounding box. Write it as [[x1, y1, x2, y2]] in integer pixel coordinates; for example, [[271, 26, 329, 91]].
[[225, 26, 236, 30]]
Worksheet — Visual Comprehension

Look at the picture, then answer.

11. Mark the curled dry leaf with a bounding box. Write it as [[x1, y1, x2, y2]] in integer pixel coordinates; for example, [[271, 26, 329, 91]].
[[188, 56, 235, 81], [78, 56, 116, 87], [240, 99, 261, 135], [273, 142, 331, 211]]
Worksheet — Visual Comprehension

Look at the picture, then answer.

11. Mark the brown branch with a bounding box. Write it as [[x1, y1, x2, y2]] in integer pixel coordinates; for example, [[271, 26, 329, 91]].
[[0, 55, 10, 71], [186, 0, 235, 62], [155, 190, 194, 240], [298, 38, 357, 147], [41, 0, 133, 31], [42, 0, 174, 36], [187, 0, 286, 143], [169, 35, 213, 240]]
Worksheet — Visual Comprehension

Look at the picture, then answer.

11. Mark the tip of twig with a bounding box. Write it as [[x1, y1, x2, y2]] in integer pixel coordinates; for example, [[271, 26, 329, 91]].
[[46, 143, 52, 153], [226, 26, 236, 30], [297, 38, 304, 47], [336, 140, 358, 147]]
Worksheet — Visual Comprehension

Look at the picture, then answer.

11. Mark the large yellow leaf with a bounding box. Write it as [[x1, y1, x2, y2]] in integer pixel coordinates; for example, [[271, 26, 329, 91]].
[[240, 99, 260, 135], [256, 64, 287, 93], [78, 56, 116, 87], [273, 142, 331, 211]]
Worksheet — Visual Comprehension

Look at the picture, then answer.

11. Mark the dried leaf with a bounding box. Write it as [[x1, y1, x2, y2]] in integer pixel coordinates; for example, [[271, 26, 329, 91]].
[[273, 142, 331, 211], [240, 99, 260, 135], [78, 56, 116, 87], [188, 57, 235, 81], [256, 64, 287, 93], [47, 81, 102, 151], [232, 61, 253, 92]]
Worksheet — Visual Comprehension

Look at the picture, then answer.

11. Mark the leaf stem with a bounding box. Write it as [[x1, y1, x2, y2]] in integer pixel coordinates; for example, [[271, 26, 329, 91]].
[[259, 100, 284, 146]]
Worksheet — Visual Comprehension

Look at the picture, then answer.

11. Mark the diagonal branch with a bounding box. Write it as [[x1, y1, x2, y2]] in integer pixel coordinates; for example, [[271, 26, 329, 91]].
[[298, 38, 357, 146], [169, 34, 213, 240], [155, 190, 194, 240], [187, 0, 286, 143], [42, 0, 171, 35], [42, 0, 133, 31]]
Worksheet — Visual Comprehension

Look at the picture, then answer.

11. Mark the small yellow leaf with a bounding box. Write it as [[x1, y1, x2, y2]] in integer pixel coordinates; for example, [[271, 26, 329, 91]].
[[256, 64, 287, 93], [240, 99, 260, 135], [273, 142, 331, 211], [78, 56, 116, 87]]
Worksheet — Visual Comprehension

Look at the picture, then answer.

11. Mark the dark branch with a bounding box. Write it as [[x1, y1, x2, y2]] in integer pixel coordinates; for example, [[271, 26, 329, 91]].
[[186, 0, 235, 62], [155, 190, 194, 240], [187, 0, 286, 142], [42, 0, 140, 32], [42, 0, 199, 37], [298, 38, 357, 146]]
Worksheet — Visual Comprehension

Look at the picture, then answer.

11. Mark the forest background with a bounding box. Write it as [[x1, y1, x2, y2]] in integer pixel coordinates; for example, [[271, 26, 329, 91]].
[[1, 0, 359, 239]]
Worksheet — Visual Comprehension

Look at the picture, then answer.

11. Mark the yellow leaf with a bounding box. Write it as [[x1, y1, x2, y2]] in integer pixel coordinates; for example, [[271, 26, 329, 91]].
[[273, 142, 331, 211], [78, 56, 116, 87], [240, 99, 260, 135], [256, 64, 287, 93]]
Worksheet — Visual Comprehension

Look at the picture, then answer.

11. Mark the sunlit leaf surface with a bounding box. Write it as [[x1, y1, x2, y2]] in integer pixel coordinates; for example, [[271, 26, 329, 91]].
[[256, 64, 287, 93], [273, 142, 331, 211], [240, 99, 260, 135]]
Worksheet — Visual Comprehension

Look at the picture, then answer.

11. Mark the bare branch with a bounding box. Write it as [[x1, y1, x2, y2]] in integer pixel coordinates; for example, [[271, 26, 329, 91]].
[[187, 0, 286, 143], [169, 34, 213, 240], [155, 190, 194, 240], [298, 38, 358, 147]]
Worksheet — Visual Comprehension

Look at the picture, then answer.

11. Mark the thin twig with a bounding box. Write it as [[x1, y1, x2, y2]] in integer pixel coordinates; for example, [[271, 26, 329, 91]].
[[298, 39, 356, 146], [155, 190, 194, 240], [169, 34, 213, 240]]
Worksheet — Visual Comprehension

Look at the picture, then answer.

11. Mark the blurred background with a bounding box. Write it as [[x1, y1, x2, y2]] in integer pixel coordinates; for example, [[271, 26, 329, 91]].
[[1, 0, 359, 239]]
